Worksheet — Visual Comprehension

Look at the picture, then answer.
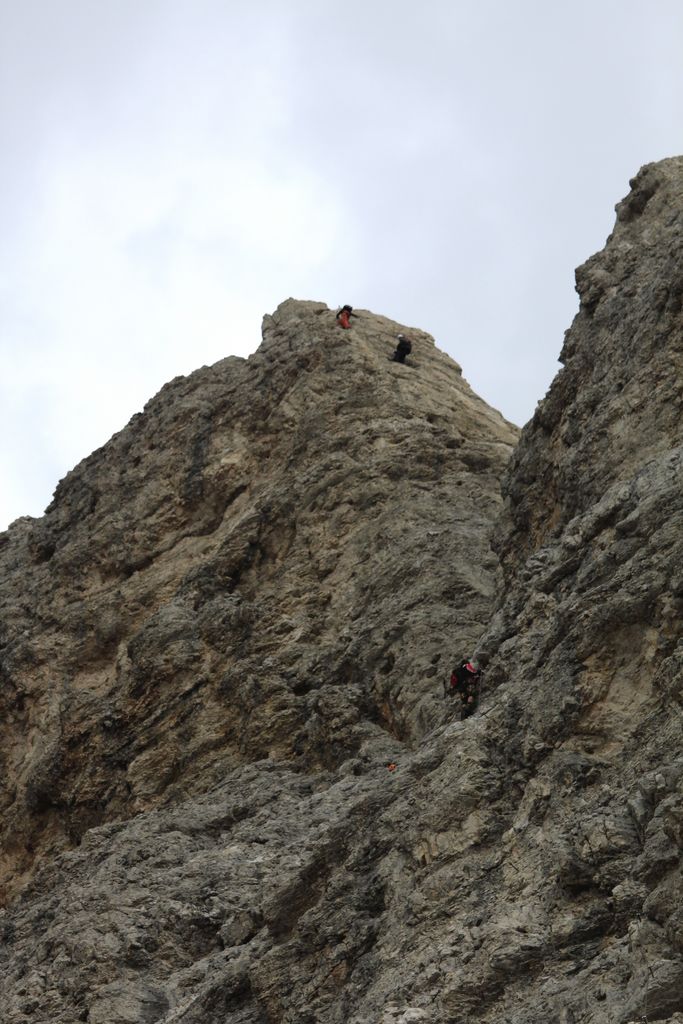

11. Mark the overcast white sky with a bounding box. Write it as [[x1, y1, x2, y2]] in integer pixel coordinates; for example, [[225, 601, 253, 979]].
[[1, 0, 682, 531]]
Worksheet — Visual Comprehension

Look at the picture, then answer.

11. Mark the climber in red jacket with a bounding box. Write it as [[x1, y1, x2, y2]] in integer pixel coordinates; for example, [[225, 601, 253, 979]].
[[336, 304, 357, 329], [448, 659, 482, 720]]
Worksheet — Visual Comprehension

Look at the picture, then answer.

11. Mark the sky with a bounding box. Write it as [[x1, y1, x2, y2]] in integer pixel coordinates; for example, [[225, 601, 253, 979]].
[[1, 0, 682, 531]]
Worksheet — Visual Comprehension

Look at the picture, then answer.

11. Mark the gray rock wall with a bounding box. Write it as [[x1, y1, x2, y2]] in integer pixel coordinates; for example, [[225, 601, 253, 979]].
[[0, 298, 517, 1022], [0, 158, 681, 1024], [473, 156, 683, 1023]]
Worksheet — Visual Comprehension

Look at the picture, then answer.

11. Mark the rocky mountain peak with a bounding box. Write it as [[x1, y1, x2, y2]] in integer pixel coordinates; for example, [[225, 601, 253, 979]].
[[0, 300, 516, 901], [0, 160, 681, 1024]]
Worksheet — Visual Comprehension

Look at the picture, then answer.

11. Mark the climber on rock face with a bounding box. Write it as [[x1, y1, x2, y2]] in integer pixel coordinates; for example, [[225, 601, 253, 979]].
[[391, 333, 412, 364], [336, 304, 357, 329], [447, 658, 482, 720]]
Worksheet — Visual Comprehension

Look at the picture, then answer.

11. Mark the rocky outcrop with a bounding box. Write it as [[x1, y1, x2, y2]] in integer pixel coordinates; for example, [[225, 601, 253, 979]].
[[467, 156, 683, 1023], [0, 158, 681, 1024], [0, 300, 517, 1021]]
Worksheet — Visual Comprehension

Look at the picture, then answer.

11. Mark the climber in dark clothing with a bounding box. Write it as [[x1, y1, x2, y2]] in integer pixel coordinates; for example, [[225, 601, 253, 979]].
[[447, 658, 482, 720], [336, 304, 358, 329], [391, 333, 412, 363]]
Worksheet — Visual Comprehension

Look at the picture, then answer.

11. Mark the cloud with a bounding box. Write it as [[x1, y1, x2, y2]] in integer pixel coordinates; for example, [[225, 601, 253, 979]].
[[1, 0, 683, 529]]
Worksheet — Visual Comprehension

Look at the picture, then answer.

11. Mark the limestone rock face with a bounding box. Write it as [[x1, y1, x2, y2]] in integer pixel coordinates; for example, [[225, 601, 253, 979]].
[[473, 157, 683, 1023], [0, 157, 682, 1024], [0, 301, 516, 1021]]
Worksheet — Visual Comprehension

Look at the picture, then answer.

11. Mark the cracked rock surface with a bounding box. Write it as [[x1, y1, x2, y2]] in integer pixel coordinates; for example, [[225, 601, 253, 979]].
[[0, 157, 682, 1024]]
